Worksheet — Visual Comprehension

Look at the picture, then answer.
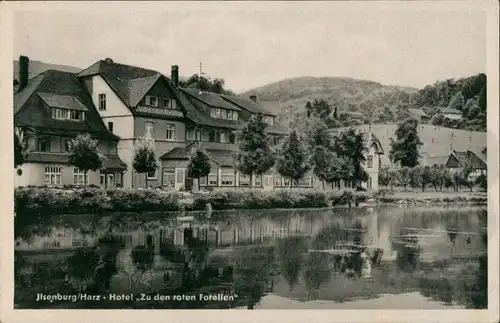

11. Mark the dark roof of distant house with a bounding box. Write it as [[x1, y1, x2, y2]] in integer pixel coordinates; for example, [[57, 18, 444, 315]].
[[221, 95, 275, 116], [182, 88, 242, 112], [330, 128, 384, 154], [446, 150, 487, 169], [425, 155, 449, 166], [408, 108, 428, 117], [160, 142, 197, 160], [205, 149, 236, 167], [14, 69, 119, 141], [438, 107, 462, 114], [25, 152, 127, 170], [344, 111, 365, 118], [160, 143, 235, 166]]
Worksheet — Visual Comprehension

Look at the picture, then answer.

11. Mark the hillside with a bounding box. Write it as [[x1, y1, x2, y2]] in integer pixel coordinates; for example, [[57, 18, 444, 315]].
[[334, 124, 487, 167], [241, 74, 487, 132], [241, 76, 418, 123], [13, 60, 81, 81]]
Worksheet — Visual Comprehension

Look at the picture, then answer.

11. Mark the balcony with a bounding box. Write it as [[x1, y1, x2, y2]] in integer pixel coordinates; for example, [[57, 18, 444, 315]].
[[136, 106, 183, 117]]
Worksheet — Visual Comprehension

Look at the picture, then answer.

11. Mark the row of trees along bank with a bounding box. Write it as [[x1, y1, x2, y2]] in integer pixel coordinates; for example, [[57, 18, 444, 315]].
[[383, 118, 487, 192], [187, 114, 370, 191]]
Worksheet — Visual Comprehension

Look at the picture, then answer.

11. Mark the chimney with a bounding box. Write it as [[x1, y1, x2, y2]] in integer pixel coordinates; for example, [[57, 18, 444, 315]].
[[18, 55, 29, 92], [171, 65, 179, 88], [249, 95, 257, 103]]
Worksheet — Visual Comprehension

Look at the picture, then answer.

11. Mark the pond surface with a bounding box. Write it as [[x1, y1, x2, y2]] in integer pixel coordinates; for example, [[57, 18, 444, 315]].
[[14, 205, 488, 309]]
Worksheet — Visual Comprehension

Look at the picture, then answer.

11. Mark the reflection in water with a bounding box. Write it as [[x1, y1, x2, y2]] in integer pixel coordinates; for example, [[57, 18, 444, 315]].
[[14, 206, 487, 309]]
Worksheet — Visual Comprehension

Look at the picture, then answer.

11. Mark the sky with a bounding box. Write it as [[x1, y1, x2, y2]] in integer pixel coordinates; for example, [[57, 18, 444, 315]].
[[13, 3, 487, 93]]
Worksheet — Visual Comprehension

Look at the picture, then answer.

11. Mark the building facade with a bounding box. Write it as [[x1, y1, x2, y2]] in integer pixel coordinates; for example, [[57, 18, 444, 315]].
[[14, 58, 127, 188], [15, 57, 383, 191], [445, 149, 487, 178]]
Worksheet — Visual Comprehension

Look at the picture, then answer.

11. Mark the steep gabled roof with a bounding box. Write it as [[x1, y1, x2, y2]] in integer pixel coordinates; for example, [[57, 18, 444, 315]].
[[14, 69, 118, 140], [447, 150, 487, 169], [128, 75, 162, 107], [221, 95, 275, 116], [78, 59, 161, 109]]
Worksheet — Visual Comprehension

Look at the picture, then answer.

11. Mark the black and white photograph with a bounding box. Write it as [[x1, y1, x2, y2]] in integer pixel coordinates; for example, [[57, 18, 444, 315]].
[[1, 1, 499, 322]]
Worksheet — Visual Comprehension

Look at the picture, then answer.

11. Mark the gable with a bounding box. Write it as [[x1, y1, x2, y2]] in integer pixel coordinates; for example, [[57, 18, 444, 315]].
[[14, 70, 117, 140], [445, 154, 460, 168], [84, 75, 132, 117]]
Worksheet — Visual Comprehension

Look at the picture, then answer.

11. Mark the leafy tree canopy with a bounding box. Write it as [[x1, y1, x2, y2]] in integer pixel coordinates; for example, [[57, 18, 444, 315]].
[[68, 133, 105, 172], [132, 138, 158, 174], [389, 118, 423, 168]]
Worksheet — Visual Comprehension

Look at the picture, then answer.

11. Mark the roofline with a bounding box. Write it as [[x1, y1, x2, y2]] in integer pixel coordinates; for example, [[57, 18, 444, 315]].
[[221, 95, 276, 117], [14, 70, 51, 116]]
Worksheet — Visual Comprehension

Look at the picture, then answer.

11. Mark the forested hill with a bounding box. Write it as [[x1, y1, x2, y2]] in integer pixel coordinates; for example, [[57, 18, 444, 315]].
[[241, 74, 487, 132]]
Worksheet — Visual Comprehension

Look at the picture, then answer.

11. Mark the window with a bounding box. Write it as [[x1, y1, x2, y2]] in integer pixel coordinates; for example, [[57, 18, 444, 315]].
[[52, 108, 68, 120], [72, 239, 88, 247], [44, 166, 62, 185], [201, 128, 210, 142], [273, 136, 281, 146], [163, 98, 171, 109], [73, 168, 88, 186], [367, 156, 373, 168], [71, 110, 84, 121], [176, 168, 185, 184], [232, 112, 238, 121], [229, 133, 236, 144], [146, 96, 158, 107], [108, 122, 114, 133], [186, 128, 196, 141], [215, 109, 221, 118], [63, 139, 71, 152], [38, 137, 51, 152], [255, 175, 262, 187], [99, 94, 106, 110], [147, 170, 157, 179], [100, 170, 115, 186], [221, 167, 235, 186], [208, 172, 218, 186], [226, 110, 233, 120], [220, 131, 227, 144], [209, 129, 216, 142], [162, 168, 175, 187], [42, 240, 61, 248], [166, 124, 175, 140], [239, 174, 250, 186], [145, 122, 154, 138], [274, 174, 282, 187]]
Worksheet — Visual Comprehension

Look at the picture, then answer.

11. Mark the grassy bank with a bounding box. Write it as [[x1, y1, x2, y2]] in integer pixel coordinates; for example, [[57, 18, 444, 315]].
[[14, 187, 487, 219]]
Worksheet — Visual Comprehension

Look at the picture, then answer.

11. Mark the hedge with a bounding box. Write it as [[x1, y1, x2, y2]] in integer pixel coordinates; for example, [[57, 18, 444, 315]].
[[189, 190, 331, 210]]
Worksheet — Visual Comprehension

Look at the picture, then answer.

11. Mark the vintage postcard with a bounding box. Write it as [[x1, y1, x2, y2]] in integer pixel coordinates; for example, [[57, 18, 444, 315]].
[[0, 1, 498, 322]]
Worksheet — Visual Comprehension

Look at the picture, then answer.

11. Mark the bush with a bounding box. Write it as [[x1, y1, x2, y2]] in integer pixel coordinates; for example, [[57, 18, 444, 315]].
[[191, 190, 329, 210], [14, 187, 179, 217]]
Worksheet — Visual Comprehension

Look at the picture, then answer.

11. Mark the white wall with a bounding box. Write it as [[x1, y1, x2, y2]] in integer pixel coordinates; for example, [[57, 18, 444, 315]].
[[84, 75, 135, 139]]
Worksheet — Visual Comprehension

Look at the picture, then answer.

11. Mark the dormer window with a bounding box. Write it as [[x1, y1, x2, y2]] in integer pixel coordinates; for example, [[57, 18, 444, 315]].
[[210, 107, 239, 121], [263, 115, 275, 126], [146, 96, 158, 107], [52, 108, 85, 121], [163, 98, 171, 109]]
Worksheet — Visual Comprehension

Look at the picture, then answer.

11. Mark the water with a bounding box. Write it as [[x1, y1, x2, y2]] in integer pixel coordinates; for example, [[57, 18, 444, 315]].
[[14, 205, 487, 309]]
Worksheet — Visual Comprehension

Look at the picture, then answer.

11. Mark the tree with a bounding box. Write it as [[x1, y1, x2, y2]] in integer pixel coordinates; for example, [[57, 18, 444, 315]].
[[236, 113, 275, 187], [397, 167, 412, 191], [379, 166, 397, 191], [179, 74, 234, 95], [448, 91, 465, 111], [187, 144, 211, 191], [276, 131, 310, 189], [476, 173, 487, 191], [333, 128, 369, 187], [305, 99, 333, 120], [478, 85, 486, 113], [410, 165, 432, 192], [389, 118, 423, 168], [68, 133, 105, 186], [14, 132, 27, 169], [132, 138, 158, 188], [430, 112, 445, 126]]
